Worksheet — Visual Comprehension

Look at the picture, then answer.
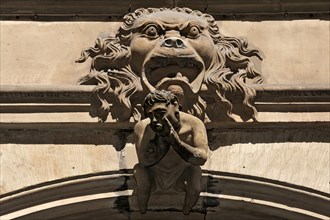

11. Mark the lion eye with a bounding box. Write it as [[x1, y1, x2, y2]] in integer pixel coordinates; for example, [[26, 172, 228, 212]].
[[143, 25, 159, 38], [187, 26, 201, 38]]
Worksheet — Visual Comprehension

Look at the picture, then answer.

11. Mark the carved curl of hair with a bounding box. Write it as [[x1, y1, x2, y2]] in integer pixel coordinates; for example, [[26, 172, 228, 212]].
[[77, 7, 263, 122], [76, 32, 141, 121]]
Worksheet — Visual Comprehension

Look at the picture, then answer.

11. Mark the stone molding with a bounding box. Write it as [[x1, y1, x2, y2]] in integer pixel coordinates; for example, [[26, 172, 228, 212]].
[[1, 122, 329, 146], [1, 0, 329, 20], [0, 171, 329, 219], [1, 84, 329, 114]]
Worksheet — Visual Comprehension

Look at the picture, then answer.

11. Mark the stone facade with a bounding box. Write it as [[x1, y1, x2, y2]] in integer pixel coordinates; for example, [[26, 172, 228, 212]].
[[0, 5, 329, 220]]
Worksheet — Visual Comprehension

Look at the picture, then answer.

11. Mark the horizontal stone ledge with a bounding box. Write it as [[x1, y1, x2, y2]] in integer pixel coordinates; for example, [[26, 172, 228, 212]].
[[1, 0, 329, 21], [254, 103, 330, 112], [253, 84, 330, 103], [0, 104, 91, 113], [1, 12, 329, 22], [0, 84, 329, 114], [2, 121, 328, 145], [1, 103, 329, 113], [0, 121, 329, 131], [0, 85, 95, 104]]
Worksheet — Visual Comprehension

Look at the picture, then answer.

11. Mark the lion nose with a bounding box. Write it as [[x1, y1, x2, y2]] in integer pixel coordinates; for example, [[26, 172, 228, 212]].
[[161, 37, 186, 48]]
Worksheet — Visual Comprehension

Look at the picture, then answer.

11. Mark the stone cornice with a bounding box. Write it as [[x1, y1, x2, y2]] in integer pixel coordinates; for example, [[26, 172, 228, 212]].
[[0, 84, 329, 113], [1, 0, 329, 21], [1, 121, 329, 145]]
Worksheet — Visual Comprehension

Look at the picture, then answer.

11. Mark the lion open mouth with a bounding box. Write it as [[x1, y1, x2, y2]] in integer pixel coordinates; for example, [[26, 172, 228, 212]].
[[143, 55, 204, 91]]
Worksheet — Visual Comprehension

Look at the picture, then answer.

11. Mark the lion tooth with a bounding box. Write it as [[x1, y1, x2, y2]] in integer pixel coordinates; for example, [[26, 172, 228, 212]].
[[176, 72, 183, 77]]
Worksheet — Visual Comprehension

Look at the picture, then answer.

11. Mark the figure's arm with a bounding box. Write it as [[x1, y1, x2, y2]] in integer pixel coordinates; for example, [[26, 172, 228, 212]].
[[164, 117, 208, 166], [134, 121, 170, 167]]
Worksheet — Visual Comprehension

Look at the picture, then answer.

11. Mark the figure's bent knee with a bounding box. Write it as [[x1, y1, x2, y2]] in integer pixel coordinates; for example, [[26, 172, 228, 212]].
[[133, 163, 153, 191], [133, 163, 143, 172], [185, 165, 202, 177], [134, 163, 150, 172], [133, 163, 150, 181]]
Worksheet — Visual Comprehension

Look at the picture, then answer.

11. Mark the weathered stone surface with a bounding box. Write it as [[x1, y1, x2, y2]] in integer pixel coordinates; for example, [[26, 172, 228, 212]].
[[0, 21, 121, 85], [1, 137, 329, 194], [0, 11, 329, 219], [207, 142, 330, 193], [219, 20, 330, 85], [1, 20, 329, 85], [0, 143, 135, 193]]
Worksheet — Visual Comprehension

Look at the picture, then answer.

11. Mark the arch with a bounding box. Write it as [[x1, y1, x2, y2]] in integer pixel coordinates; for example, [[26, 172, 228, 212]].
[[1, 170, 329, 219]]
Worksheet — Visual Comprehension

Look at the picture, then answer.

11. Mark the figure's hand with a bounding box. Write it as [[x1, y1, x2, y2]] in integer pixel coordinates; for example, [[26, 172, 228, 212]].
[[163, 117, 181, 145]]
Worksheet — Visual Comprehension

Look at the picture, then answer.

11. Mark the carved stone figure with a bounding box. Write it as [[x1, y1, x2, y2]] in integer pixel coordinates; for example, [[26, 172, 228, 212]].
[[77, 7, 263, 122], [133, 90, 208, 214]]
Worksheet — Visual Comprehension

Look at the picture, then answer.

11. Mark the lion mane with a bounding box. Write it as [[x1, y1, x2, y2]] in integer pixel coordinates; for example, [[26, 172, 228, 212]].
[[77, 7, 263, 122]]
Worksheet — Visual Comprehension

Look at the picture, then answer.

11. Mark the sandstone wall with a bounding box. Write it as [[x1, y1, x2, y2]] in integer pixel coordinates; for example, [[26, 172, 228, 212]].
[[0, 19, 329, 196], [1, 20, 329, 85]]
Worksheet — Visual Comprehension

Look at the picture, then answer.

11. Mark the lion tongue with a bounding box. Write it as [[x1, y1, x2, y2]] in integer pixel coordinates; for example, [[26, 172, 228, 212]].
[[164, 73, 188, 96], [155, 72, 186, 88], [167, 84, 184, 96]]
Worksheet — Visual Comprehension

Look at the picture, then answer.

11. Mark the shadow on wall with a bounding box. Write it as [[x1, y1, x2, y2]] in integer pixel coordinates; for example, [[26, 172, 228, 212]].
[[0, 123, 134, 151], [207, 123, 330, 150], [1, 122, 329, 151]]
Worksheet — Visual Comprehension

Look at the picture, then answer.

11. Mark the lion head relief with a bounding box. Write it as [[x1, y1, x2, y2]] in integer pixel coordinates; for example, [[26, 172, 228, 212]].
[[77, 7, 263, 122]]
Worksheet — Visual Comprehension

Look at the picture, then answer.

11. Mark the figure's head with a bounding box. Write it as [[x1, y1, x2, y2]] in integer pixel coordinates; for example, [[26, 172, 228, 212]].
[[77, 7, 263, 122], [143, 90, 180, 133]]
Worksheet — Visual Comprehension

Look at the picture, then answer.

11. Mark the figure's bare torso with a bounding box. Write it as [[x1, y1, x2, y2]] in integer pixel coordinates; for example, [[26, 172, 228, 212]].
[[150, 147, 189, 191], [140, 112, 197, 191]]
